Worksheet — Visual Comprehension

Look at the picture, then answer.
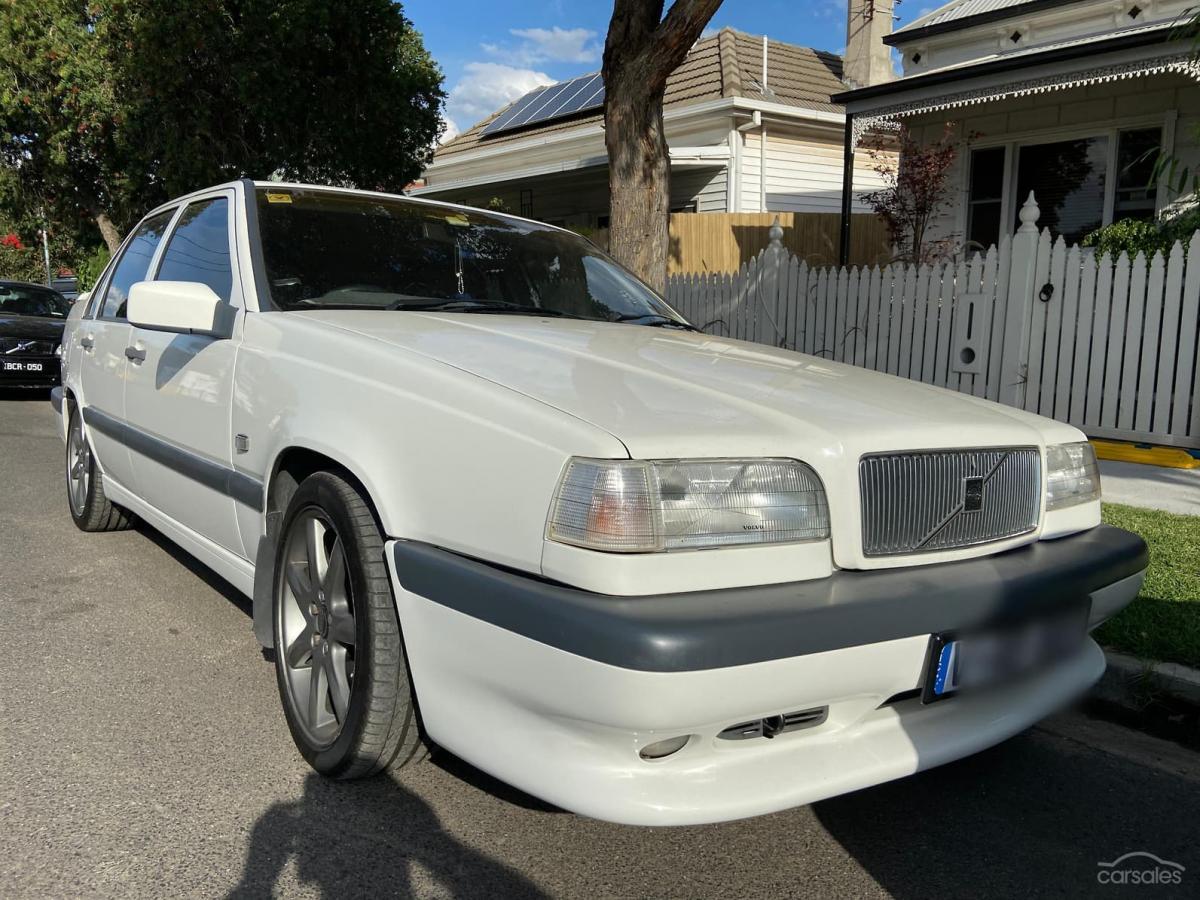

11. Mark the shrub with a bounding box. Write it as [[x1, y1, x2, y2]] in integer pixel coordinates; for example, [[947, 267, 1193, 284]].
[[1083, 209, 1200, 258], [0, 233, 46, 282], [75, 245, 111, 291]]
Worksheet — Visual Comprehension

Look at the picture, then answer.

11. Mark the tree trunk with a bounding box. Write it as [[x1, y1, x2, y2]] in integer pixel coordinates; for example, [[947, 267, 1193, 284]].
[[602, 0, 723, 294], [95, 212, 122, 254], [605, 80, 671, 294]]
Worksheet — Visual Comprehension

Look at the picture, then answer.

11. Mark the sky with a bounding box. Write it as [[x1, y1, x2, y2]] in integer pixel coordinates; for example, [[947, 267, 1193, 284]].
[[403, 0, 930, 141]]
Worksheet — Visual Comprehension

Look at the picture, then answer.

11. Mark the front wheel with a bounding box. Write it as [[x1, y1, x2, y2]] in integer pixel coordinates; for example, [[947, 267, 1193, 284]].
[[272, 470, 428, 778]]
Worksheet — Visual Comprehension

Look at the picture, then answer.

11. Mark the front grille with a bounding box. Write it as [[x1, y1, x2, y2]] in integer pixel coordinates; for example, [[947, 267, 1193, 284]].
[[859, 447, 1041, 557], [0, 338, 56, 355]]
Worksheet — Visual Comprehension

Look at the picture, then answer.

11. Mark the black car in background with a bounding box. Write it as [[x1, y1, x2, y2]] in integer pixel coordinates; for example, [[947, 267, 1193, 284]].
[[0, 281, 71, 388]]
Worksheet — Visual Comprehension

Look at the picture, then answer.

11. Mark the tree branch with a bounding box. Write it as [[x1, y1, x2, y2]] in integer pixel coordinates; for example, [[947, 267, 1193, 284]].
[[654, 0, 724, 72]]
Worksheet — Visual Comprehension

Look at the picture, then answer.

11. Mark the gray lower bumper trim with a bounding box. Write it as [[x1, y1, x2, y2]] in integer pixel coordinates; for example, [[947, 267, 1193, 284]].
[[49, 386, 63, 414], [392, 525, 1148, 673]]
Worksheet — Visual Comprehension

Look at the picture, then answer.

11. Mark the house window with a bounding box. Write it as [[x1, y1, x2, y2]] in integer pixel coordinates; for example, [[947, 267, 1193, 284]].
[[1015, 136, 1110, 244], [967, 147, 1006, 250], [519, 189, 534, 218], [965, 127, 1163, 248], [1114, 127, 1162, 222]]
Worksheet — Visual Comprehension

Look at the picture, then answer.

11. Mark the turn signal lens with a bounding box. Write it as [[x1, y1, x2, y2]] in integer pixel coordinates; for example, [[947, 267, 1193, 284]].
[[1045, 442, 1101, 510], [546, 458, 830, 553]]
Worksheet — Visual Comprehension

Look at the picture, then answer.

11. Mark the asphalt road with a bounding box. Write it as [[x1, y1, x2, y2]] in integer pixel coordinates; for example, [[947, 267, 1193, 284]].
[[2, 390, 1198, 900]]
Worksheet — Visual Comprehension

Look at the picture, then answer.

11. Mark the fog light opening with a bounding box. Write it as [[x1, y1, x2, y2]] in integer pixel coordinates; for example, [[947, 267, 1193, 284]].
[[639, 735, 691, 761]]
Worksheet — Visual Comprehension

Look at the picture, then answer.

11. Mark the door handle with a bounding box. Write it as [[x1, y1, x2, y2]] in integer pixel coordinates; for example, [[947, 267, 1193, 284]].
[[80, 336, 94, 351], [124, 346, 147, 363]]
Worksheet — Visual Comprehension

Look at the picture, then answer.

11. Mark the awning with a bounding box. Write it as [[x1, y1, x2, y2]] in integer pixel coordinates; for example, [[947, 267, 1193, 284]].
[[835, 22, 1200, 147]]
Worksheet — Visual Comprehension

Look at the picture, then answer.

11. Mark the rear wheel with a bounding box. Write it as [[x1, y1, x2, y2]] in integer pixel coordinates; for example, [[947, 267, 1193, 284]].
[[273, 470, 428, 778], [65, 405, 132, 532]]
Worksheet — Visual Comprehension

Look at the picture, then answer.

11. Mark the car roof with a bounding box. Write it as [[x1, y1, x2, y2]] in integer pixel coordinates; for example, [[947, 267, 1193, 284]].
[[0, 280, 65, 294], [132, 179, 578, 241], [248, 180, 575, 236]]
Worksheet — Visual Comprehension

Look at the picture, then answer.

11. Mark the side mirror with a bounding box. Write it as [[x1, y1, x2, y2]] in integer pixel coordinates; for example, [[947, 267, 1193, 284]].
[[127, 281, 228, 336]]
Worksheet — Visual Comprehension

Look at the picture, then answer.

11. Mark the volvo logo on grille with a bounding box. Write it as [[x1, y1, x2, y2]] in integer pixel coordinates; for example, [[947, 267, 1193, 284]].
[[963, 476, 985, 512]]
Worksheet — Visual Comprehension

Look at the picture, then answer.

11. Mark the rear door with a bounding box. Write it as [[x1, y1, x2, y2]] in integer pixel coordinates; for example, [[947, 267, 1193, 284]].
[[122, 190, 247, 556], [77, 209, 176, 493]]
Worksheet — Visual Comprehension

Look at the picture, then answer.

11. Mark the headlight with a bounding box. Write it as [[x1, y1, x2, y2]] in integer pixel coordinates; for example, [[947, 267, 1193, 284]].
[[547, 458, 830, 553], [1045, 442, 1100, 510]]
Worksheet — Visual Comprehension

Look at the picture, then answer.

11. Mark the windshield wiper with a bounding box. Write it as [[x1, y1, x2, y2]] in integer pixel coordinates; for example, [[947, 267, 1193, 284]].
[[609, 313, 700, 331], [404, 299, 584, 319]]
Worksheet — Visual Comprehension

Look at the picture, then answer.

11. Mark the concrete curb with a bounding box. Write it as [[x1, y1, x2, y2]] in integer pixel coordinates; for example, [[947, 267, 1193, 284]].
[[1095, 650, 1200, 709]]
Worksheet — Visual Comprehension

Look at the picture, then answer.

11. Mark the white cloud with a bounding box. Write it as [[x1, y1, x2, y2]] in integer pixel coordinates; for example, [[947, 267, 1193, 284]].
[[441, 61, 554, 140], [485, 26, 600, 67]]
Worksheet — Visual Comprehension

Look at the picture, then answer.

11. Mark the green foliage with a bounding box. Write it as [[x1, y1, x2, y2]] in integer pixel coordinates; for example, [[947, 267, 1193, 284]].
[[75, 245, 111, 292], [1083, 210, 1200, 258], [0, 234, 46, 283], [1082, 219, 1169, 258], [0, 1, 445, 254]]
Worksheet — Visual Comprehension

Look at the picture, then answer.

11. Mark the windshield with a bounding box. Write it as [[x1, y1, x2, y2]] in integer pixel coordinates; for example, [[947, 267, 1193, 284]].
[[254, 187, 690, 326], [0, 284, 71, 318]]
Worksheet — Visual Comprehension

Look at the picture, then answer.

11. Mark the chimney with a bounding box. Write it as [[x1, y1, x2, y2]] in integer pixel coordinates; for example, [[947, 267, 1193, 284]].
[[844, 0, 895, 90]]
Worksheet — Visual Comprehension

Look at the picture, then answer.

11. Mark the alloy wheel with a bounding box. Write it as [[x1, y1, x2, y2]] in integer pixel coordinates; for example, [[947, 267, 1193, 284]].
[[277, 509, 357, 747], [67, 414, 91, 516]]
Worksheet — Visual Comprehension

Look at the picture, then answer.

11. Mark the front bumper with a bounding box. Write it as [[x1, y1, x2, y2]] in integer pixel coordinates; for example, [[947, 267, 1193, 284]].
[[387, 525, 1147, 825]]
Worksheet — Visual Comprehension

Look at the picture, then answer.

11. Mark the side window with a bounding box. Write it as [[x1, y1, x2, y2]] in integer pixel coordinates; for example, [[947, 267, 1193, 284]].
[[84, 253, 120, 318], [155, 197, 233, 301], [100, 210, 175, 319]]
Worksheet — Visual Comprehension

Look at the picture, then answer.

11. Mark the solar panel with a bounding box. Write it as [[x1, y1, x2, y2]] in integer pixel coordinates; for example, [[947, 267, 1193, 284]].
[[482, 84, 554, 134], [481, 71, 606, 137]]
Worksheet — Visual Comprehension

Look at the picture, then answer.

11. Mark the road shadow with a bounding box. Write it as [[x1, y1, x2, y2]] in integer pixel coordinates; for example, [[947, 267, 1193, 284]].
[[431, 751, 562, 815], [133, 521, 253, 618], [813, 724, 1199, 899], [227, 771, 548, 899]]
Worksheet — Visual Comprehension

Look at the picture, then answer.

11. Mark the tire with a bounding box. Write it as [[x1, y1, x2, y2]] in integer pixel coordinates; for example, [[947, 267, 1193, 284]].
[[65, 405, 133, 532], [272, 470, 428, 778]]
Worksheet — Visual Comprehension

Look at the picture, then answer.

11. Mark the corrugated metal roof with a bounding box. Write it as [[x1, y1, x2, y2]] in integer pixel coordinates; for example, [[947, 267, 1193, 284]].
[[896, 0, 1037, 36], [432, 28, 845, 160]]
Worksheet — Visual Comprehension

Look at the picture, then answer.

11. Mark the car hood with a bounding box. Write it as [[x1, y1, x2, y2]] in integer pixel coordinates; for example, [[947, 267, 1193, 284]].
[[0, 315, 65, 342], [303, 310, 1076, 460]]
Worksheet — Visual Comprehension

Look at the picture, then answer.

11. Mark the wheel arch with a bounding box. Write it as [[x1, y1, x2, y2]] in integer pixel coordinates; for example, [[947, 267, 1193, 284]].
[[252, 442, 392, 648]]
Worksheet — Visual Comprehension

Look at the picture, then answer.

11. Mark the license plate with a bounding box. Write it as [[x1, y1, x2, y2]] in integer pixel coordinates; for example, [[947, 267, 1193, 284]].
[[922, 602, 1091, 703], [3, 360, 43, 372]]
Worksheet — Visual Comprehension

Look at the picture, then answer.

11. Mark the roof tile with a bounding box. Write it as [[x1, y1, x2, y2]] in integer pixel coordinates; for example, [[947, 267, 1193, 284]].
[[434, 28, 846, 160]]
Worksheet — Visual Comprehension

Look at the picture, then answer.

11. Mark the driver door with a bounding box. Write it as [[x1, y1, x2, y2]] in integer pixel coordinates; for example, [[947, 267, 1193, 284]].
[[122, 190, 247, 557]]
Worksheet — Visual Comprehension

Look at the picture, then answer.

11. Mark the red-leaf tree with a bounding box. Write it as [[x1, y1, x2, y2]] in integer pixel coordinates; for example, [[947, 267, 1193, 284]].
[[861, 125, 961, 264]]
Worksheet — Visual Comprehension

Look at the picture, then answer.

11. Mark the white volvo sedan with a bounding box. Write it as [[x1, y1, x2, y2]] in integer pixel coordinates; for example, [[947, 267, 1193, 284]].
[[53, 181, 1148, 826]]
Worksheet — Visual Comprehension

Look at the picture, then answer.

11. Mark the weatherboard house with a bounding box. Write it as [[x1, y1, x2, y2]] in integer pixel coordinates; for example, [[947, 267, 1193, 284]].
[[835, 0, 1200, 255], [413, 26, 895, 233]]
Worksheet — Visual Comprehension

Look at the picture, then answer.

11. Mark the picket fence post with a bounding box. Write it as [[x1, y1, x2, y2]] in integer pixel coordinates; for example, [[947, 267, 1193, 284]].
[[997, 192, 1041, 407]]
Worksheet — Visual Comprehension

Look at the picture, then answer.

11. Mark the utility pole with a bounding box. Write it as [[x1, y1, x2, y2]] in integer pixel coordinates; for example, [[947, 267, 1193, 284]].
[[39, 210, 52, 286]]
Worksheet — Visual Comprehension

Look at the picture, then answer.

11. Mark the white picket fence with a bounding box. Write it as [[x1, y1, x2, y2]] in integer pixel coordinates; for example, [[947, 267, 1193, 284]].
[[665, 195, 1200, 449]]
